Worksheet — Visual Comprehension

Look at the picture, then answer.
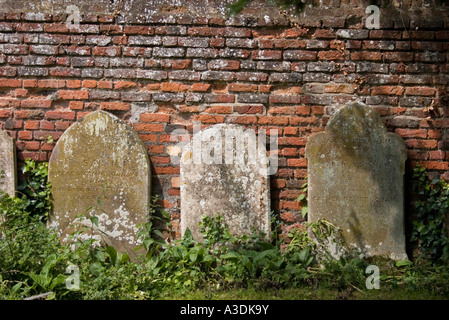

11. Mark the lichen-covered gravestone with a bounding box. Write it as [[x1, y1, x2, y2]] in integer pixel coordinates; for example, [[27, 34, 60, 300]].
[[180, 124, 270, 241], [0, 129, 16, 197], [305, 102, 407, 260], [48, 111, 151, 257]]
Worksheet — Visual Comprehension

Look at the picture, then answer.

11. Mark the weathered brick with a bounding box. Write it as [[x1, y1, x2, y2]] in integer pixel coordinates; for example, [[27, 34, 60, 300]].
[[58, 90, 89, 100], [136, 70, 167, 80], [0, 78, 21, 87], [404, 86, 437, 96], [161, 82, 190, 92], [168, 70, 201, 81], [335, 29, 369, 39], [208, 59, 240, 70], [284, 50, 317, 61], [128, 35, 162, 46], [228, 83, 258, 92], [252, 50, 282, 60], [201, 71, 235, 81], [257, 61, 290, 72], [371, 86, 404, 95], [20, 100, 52, 108], [92, 46, 121, 56], [100, 102, 130, 111], [186, 47, 218, 58]]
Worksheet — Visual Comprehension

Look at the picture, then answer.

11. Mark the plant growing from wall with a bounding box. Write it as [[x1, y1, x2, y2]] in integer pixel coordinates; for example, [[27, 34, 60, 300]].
[[411, 164, 449, 263], [17, 159, 51, 221]]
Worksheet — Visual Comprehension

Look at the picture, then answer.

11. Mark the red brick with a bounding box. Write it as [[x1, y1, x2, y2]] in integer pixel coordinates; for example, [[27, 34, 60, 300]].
[[150, 156, 171, 164], [284, 127, 298, 135], [24, 120, 39, 130], [404, 86, 437, 96], [369, 30, 402, 39], [153, 166, 180, 175], [98, 81, 113, 89], [427, 129, 442, 139], [395, 128, 427, 139], [140, 113, 171, 122], [38, 80, 65, 88], [252, 50, 282, 60], [350, 51, 382, 61], [0, 110, 11, 118], [24, 141, 40, 150], [23, 79, 38, 88], [229, 116, 257, 124], [406, 139, 438, 149], [58, 90, 89, 100], [415, 161, 449, 171], [282, 148, 298, 156], [233, 105, 263, 114], [100, 102, 130, 111], [161, 82, 190, 92], [124, 26, 154, 35], [148, 145, 164, 155], [268, 107, 296, 115], [278, 137, 307, 146], [371, 86, 404, 95], [0, 79, 21, 87], [20, 100, 52, 108], [40, 121, 55, 130], [172, 59, 192, 70], [280, 201, 300, 211], [192, 83, 210, 92], [383, 52, 414, 62], [82, 80, 97, 88], [284, 28, 308, 38], [318, 51, 344, 60], [92, 46, 121, 56], [228, 83, 258, 92], [134, 123, 164, 132], [204, 106, 233, 114], [258, 116, 288, 125], [69, 101, 84, 110], [55, 121, 71, 130], [45, 111, 76, 120], [429, 150, 445, 160], [18, 131, 33, 140], [193, 114, 224, 123], [139, 134, 158, 142]]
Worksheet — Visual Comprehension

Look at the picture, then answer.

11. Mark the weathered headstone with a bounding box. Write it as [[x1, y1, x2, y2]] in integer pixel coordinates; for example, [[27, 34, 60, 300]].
[[48, 111, 151, 257], [305, 102, 407, 260], [0, 129, 16, 197], [180, 123, 271, 241]]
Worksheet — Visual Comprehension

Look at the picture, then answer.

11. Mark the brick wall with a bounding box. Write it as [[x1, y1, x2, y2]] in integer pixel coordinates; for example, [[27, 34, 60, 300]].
[[0, 0, 448, 238]]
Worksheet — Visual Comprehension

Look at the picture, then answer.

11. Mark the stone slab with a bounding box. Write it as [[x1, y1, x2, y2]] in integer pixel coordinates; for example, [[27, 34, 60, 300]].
[[0, 129, 16, 197], [48, 111, 151, 257], [180, 123, 270, 241], [305, 102, 407, 260]]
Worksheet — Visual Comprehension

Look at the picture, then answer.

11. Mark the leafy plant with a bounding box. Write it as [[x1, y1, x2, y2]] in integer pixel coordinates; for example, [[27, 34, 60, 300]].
[[297, 179, 308, 219], [17, 159, 51, 221], [411, 164, 449, 262]]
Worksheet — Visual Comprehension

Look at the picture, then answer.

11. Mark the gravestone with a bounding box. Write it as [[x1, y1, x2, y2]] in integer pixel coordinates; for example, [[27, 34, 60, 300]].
[[305, 102, 407, 260], [48, 111, 151, 257], [180, 123, 271, 241], [0, 129, 16, 197]]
